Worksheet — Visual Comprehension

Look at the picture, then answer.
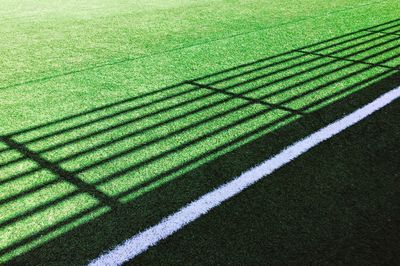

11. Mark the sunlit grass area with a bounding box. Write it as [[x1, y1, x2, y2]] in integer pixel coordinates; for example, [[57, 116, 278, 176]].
[[1, 0, 399, 264]]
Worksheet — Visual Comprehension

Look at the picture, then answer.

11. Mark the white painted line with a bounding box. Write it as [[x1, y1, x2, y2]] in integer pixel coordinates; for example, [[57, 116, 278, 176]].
[[89, 86, 400, 266]]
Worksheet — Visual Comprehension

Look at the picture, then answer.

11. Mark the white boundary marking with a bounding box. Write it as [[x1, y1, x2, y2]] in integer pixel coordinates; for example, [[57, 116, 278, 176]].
[[89, 86, 400, 266]]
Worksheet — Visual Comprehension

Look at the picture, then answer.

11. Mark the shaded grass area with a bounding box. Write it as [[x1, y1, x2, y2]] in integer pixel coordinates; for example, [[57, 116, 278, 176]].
[[1, 19, 399, 264], [133, 84, 400, 266]]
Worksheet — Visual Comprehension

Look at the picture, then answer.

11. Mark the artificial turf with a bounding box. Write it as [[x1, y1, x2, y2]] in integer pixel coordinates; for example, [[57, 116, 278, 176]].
[[132, 80, 400, 266], [0, 0, 399, 264]]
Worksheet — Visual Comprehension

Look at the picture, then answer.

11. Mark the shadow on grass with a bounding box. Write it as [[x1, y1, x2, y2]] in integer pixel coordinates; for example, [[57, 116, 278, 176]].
[[0, 19, 399, 265], [132, 75, 400, 266]]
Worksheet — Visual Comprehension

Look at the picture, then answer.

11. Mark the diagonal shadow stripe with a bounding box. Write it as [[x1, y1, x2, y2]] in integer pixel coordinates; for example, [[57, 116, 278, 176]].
[[212, 44, 400, 105], [186, 80, 306, 115], [0, 136, 121, 209], [294, 50, 400, 70], [204, 34, 399, 90], [365, 29, 400, 36], [193, 22, 400, 86]]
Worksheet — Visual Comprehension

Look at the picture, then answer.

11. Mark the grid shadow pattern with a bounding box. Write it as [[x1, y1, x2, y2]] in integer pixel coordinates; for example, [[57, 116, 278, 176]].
[[0, 19, 399, 262]]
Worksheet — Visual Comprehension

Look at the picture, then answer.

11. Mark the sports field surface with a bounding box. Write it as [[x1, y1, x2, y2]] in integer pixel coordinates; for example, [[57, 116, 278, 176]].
[[1, 1, 399, 265]]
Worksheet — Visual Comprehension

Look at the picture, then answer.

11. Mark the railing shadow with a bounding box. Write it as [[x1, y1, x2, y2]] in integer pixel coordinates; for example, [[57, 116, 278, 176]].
[[0, 18, 399, 264]]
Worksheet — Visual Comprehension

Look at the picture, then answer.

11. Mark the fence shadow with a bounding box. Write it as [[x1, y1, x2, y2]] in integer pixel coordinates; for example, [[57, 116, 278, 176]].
[[1, 19, 399, 265]]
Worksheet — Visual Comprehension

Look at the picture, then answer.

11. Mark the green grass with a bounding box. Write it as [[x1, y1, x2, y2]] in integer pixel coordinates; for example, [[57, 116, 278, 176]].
[[0, 0, 399, 264], [133, 88, 400, 265]]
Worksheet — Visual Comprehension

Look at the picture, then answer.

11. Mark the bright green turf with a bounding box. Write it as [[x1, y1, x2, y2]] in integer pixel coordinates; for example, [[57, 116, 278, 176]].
[[0, 0, 397, 89], [0, 0, 399, 264]]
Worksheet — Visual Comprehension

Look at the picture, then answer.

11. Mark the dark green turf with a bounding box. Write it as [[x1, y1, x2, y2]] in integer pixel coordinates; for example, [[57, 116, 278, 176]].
[[1, 0, 400, 264], [132, 77, 400, 266]]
